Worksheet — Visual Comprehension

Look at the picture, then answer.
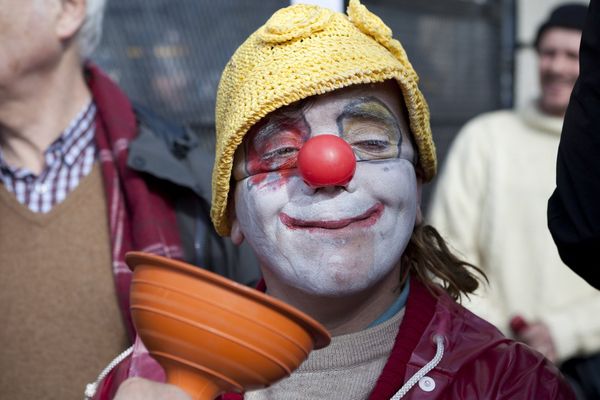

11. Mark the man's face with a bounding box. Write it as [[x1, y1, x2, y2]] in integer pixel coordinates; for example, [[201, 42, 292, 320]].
[[537, 27, 581, 116], [0, 0, 62, 95], [231, 81, 420, 297]]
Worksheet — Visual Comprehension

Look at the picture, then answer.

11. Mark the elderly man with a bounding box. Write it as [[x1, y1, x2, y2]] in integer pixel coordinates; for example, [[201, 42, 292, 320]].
[[0, 1, 258, 399], [110, 1, 575, 399], [429, 3, 600, 398]]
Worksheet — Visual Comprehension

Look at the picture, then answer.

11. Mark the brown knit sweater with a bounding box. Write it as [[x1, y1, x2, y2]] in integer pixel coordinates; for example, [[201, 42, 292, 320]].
[[246, 308, 404, 400], [0, 164, 129, 399]]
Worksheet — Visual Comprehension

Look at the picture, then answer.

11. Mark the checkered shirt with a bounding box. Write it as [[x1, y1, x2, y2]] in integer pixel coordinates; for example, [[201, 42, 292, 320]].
[[0, 102, 97, 213]]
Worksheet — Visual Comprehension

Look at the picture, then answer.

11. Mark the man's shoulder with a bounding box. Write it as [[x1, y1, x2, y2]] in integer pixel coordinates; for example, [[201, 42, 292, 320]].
[[459, 109, 521, 137], [444, 109, 524, 159], [470, 108, 518, 122]]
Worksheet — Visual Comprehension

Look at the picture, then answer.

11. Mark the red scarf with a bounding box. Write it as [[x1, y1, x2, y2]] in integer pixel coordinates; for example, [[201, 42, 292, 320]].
[[87, 64, 184, 338]]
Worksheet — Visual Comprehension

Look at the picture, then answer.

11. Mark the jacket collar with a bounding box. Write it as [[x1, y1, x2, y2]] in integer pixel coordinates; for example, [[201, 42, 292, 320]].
[[127, 105, 214, 204]]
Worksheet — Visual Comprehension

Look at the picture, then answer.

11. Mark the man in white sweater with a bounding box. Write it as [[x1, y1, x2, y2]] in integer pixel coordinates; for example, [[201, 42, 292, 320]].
[[429, 3, 600, 397]]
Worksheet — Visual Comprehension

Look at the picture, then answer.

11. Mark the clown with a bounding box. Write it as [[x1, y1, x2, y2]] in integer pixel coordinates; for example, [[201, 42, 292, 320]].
[[230, 82, 419, 318], [111, 1, 575, 399]]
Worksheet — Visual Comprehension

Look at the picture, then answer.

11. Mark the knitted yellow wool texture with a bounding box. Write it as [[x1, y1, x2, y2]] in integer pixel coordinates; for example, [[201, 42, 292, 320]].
[[212, 0, 436, 236]]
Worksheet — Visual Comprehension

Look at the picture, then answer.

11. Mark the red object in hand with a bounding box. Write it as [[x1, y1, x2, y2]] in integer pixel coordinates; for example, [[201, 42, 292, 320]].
[[510, 315, 529, 335], [297, 134, 356, 188]]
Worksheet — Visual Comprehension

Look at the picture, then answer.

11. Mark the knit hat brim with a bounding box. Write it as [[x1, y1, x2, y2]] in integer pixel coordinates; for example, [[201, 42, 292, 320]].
[[211, 0, 436, 236]]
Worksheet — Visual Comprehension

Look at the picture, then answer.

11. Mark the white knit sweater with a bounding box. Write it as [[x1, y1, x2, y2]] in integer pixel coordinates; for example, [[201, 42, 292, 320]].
[[428, 101, 600, 362]]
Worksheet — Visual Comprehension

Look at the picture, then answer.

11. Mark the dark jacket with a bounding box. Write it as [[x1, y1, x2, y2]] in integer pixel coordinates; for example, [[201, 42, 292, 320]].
[[129, 105, 260, 287], [548, 0, 600, 289]]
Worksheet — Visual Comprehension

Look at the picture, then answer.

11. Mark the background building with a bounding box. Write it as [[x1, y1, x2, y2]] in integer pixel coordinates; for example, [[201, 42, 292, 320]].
[[92, 0, 587, 207]]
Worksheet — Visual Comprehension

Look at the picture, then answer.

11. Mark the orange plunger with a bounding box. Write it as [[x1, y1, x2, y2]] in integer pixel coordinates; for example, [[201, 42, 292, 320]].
[[126, 252, 331, 400]]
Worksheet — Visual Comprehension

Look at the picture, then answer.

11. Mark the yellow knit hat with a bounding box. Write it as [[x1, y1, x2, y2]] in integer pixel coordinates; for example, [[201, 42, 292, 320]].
[[212, 0, 436, 236]]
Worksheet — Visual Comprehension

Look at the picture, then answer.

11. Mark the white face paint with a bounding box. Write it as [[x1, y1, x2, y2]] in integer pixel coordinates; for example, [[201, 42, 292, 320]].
[[231, 81, 420, 298]]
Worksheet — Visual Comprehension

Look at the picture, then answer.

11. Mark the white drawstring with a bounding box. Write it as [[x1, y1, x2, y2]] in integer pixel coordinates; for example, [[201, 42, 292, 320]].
[[84, 345, 134, 400], [82, 335, 444, 399], [390, 335, 445, 399]]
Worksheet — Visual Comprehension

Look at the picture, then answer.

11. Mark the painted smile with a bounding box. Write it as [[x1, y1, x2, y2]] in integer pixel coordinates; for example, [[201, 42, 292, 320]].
[[279, 203, 384, 230]]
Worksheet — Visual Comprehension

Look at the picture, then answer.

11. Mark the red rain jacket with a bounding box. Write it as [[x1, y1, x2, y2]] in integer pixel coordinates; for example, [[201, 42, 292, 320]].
[[95, 278, 575, 399]]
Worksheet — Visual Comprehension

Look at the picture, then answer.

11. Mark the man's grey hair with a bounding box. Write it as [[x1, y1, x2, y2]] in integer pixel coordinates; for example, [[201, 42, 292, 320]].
[[79, 0, 108, 60]]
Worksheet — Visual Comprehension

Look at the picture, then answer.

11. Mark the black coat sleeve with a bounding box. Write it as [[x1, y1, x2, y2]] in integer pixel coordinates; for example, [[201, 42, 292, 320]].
[[548, 0, 600, 289]]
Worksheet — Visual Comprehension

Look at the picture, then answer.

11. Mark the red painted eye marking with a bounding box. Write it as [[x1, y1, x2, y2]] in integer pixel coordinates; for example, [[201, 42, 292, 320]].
[[248, 169, 297, 189], [246, 129, 305, 176]]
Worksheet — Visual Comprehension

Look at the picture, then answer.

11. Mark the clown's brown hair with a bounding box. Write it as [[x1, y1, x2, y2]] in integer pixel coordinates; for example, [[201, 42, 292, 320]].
[[401, 225, 486, 300]]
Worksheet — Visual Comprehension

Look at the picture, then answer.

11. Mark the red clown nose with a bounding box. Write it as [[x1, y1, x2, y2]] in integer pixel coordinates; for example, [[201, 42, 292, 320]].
[[297, 134, 356, 188]]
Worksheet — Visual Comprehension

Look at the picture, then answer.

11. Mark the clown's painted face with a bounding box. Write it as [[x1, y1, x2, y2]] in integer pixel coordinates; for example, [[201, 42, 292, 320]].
[[231, 81, 420, 297]]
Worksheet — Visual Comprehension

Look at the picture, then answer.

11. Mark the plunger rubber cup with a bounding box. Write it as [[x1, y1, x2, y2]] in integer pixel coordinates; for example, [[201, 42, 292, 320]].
[[126, 252, 331, 400], [297, 134, 356, 188]]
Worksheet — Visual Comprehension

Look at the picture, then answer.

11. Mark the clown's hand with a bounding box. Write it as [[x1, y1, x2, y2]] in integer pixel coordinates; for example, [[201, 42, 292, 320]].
[[114, 377, 191, 400]]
